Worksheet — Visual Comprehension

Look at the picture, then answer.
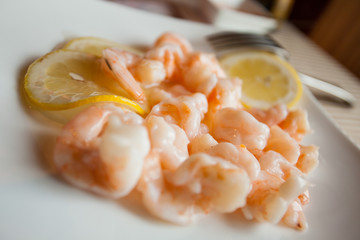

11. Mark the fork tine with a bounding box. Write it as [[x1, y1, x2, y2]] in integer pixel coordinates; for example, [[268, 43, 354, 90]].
[[212, 44, 289, 59], [211, 43, 289, 58], [209, 38, 279, 48], [206, 31, 289, 59], [208, 37, 276, 44], [206, 31, 274, 42], [207, 32, 280, 47], [211, 42, 279, 50]]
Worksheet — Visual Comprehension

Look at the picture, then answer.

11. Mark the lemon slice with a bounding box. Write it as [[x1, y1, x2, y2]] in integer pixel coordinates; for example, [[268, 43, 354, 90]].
[[24, 49, 145, 115], [220, 51, 302, 109], [63, 36, 143, 57]]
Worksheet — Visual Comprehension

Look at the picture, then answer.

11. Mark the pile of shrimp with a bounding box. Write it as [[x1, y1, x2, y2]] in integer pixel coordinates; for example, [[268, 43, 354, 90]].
[[53, 32, 319, 231]]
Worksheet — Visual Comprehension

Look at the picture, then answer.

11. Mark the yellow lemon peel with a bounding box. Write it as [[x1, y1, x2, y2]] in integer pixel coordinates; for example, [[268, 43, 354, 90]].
[[63, 36, 143, 57]]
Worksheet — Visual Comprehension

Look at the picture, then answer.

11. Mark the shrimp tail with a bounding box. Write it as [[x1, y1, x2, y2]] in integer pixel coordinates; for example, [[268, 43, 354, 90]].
[[102, 48, 146, 102]]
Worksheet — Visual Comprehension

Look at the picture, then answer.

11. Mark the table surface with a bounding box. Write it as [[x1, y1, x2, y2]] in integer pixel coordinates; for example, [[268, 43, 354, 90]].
[[114, 0, 360, 148]]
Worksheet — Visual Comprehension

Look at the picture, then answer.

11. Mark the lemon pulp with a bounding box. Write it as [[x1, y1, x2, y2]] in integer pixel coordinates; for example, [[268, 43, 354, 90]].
[[220, 51, 302, 109]]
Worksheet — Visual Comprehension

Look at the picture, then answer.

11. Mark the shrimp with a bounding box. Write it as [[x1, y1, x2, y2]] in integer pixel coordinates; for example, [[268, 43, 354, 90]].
[[248, 104, 288, 127], [148, 93, 208, 140], [181, 52, 227, 96], [154, 32, 193, 55], [208, 77, 242, 109], [258, 150, 302, 180], [138, 152, 251, 224], [102, 48, 146, 102], [168, 153, 251, 213], [137, 151, 206, 224], [241, 171, 308, 227], [146, 32, 192, 80], [131, 58, 166, 85], [211, 108, 270, 151], [264, 125, 300, 164], [188, 133, 218, 155], [296, 145, 319, 174], [145, 115, 189, 171], [144, 83, 191, 109], [53, 104, 150, 198], [246, 149, 311, 231], [49, 32, 319, 231], [281, 200, 308, 231], [207, 142, 260, 181], [205, 77, 243, 128], [279, 109, 311, 142], [298, 189, 310, 205]]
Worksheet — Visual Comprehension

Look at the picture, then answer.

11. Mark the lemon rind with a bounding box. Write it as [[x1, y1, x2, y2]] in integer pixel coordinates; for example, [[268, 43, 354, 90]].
[[63, 36, 144, 56], [26, 93, 145, 115]]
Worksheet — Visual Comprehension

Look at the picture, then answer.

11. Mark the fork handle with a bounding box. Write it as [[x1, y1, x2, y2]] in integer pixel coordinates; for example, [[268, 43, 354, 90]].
[[299, 73, 356, 106]]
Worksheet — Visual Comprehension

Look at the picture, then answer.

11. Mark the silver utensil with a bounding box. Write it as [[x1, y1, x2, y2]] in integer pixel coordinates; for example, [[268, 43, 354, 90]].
[[206, 31, 356, 106]]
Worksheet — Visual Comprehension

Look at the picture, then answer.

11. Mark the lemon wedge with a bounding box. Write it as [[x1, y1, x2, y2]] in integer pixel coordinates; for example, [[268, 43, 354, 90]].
[[63, 36, 143, 57], [24, 49, 145, 115], [220, 51, 302, 109]]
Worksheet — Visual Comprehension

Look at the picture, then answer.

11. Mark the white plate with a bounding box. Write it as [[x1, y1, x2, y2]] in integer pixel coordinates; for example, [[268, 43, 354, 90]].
[[1, 0, 359, 239]]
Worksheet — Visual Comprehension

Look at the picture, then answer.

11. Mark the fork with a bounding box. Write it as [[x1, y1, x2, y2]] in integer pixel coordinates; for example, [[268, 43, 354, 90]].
[[206, 31, 356, 107]]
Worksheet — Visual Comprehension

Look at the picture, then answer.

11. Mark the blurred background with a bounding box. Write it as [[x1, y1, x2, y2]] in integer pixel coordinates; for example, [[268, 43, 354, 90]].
[[273, 0, 360, 80], [111, 0, 360, 79]]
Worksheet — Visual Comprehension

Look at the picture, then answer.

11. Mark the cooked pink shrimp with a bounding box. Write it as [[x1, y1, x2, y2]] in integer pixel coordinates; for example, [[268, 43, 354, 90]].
[[258, 150, 302, 180], [145, 115, 189, 171], [208, 77, 242, 109], [281, 200, 308, 231], [207, 142, 260, 181], [241, 171, 282, 221], [145, 44, 182, 80], [298, 189, 310, 206], [248, 104, 288, 127], [205, 77, 243, 128], [146, 32, 192, 80], [137, 152, 206, 224], [102, 48, 146, 102], [279, 109, 311, 142], [154, 32, 193, 55], [264, 125, 300, 164], [167, 153, 251, 213], [241, 171, 308, 227], [181, 52, 227, 96], [188, 133, 218, 155], [211, 108, 270, 151], [144, 83, 191, 109], [296, 145, 319, 174], [144, 85, 173, 109], [165, 83, 193, 97], [138, 152, 251, 224], [148, 93, 208, 140], [53, 104, 150, 198], [131, 58, 166, 85]]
